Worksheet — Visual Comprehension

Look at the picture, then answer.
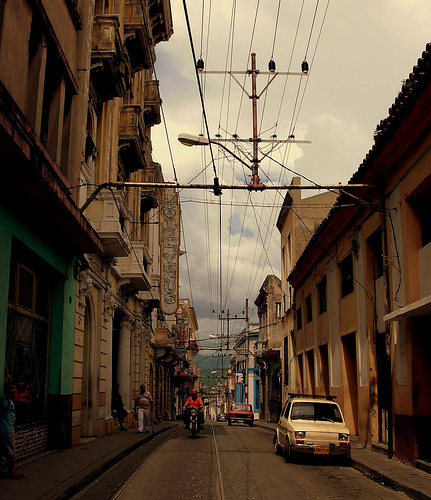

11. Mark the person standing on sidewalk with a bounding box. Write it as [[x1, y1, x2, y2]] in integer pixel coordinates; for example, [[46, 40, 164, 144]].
[[134, 384, 153, 433], [0, 381, 26, 479], [111, 383, 128, 431]]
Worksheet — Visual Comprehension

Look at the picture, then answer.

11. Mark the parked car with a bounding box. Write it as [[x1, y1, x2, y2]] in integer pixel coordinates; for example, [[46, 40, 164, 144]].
[[273, 394, 351, 461], [228, 403, 254, 426], [216, 412, 228, 422]]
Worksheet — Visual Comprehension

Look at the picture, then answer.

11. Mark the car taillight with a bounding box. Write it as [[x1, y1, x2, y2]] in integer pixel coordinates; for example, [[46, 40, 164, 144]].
[[339, 433, 349, 441]]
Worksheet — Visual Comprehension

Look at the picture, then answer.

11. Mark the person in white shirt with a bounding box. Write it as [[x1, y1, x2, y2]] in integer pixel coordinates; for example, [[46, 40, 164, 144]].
[[134, 384, 153, 433]]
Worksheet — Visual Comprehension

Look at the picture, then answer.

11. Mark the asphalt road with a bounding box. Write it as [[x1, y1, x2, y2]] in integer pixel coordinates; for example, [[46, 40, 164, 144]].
[[73, 423, 408, 500]]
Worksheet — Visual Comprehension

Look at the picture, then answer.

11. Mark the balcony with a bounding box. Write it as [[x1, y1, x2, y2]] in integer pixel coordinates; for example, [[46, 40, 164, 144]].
[[149, 0, 173, 45], [143, 80, 161, 128], [124, 0, 155, 73], [86, 190, 130, 257], [91, 15, 130, 104], [119, 105, 147, 176], [140, 162, 163, 216], [115, 242, 152, 298]]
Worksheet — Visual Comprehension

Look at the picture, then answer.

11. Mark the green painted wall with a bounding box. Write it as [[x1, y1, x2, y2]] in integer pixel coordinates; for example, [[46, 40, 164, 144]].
[[0, 205, 76, 396]]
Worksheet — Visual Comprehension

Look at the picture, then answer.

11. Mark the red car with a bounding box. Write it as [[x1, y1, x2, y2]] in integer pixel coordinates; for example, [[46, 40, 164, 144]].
[[228, 403, 254, 426]]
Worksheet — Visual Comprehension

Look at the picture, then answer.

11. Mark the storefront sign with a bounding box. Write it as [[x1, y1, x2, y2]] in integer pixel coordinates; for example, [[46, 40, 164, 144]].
[[176, 317, 189, 325], [160, 188, 180, 315], [179, 325, 185, 346]]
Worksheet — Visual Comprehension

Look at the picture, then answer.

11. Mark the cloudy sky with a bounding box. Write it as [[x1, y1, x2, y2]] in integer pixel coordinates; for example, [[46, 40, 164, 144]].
[[151, 0, 431, 358]]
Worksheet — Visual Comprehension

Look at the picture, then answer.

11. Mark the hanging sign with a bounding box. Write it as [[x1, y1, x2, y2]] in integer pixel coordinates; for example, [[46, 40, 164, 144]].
[[159, 188, 180, 315]]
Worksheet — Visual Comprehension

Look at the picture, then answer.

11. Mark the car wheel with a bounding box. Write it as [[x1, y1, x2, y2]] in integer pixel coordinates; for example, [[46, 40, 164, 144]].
[[228, 419, 232, 426], [249, 421, 253, 427], [283, 440, 294, 462]]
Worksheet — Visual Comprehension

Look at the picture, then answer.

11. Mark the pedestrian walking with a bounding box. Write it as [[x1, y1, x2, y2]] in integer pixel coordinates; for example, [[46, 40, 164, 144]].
[[111, 383, 128, 431], [0, 381, 26, 479], [134, 384, 153, 433]]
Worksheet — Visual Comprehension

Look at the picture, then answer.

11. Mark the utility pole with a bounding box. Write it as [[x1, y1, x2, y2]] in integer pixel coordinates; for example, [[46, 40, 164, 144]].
[[196, 52, 310, 189]]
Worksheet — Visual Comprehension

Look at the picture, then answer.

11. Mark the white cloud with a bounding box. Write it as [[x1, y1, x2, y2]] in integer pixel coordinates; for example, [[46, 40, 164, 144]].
[[152, 0, 431, 351]]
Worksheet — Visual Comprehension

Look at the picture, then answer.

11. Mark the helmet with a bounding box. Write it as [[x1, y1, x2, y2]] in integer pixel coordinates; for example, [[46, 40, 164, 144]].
[[191, 388, 198, 394]]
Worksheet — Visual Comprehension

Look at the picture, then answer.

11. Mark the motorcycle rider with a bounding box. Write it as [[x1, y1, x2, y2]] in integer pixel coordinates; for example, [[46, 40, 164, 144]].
[[183, 389, 204, 430]]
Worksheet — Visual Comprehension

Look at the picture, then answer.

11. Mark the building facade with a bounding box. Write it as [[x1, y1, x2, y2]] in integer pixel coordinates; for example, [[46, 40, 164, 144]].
[[0, 0, 175, 458], [276, 177, 338, 406], [255, 275, 282, 422], [285, 43, 431, 464], [172, 298, 200, 418], [233, 324, 259, 418]]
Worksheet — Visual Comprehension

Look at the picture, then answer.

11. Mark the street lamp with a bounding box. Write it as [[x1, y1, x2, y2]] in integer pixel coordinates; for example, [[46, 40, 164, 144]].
[[178, 133, 223, 195], [178, 132, 260, 189], [178, 133, 250, 170], [178, 133, 210, 147]]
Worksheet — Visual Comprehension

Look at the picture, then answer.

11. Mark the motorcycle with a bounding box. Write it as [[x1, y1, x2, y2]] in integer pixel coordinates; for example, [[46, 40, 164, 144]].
[[189, 407, 199, 438]]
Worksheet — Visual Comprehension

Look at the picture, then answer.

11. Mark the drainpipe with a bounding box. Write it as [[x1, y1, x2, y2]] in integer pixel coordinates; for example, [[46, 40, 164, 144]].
[[380, 193, 394, 459]]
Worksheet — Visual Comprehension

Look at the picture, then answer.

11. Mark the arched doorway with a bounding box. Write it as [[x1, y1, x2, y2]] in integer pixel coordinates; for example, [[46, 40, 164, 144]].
[[81, 296, 99, 437], [112, 309, 131, 411]]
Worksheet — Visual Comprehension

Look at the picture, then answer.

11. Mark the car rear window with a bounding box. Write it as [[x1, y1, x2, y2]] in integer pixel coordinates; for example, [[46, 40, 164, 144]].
[[290, 402, 343, 423], [231, 404, 252, 411]]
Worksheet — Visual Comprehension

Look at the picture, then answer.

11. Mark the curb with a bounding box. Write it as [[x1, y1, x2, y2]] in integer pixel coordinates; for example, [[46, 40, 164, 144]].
[[41, 425, 176, 500], [351, 459, 429, 500]]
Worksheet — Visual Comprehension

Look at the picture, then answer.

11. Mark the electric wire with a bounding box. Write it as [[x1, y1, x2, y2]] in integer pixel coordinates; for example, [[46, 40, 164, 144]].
[[182, 0, 219, 183], [233, 0, 260, 136]]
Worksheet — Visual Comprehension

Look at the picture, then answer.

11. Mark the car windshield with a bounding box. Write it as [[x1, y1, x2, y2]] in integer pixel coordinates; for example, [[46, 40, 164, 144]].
[[290, 402, 343, 423], [232, 404, 251, 411]]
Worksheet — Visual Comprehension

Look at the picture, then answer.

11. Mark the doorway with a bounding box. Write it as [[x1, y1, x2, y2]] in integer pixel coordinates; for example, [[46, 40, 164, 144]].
[[342, 332, 358, 435], [81, 297, 98, 437]]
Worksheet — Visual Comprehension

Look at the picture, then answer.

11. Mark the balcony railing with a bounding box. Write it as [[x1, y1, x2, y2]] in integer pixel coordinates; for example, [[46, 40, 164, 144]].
[[87, 190, 130, 257], [124, 0, 155, 72], [116, 242, 152, 296], [91, 15, 130, 103], [143, 80, 161, 128], [119, 105, 147, 175]]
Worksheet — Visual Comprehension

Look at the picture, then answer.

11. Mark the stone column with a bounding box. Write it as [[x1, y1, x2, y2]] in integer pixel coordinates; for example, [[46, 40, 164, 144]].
[[118, 316, 133, 410]]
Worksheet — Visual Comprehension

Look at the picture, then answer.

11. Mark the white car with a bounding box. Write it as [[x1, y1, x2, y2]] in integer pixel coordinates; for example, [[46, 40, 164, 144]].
[[273, 394, 351, 461]]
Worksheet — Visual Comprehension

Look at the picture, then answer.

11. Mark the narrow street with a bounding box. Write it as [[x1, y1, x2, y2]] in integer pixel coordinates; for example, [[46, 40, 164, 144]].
[[72, 423, 408, 500]]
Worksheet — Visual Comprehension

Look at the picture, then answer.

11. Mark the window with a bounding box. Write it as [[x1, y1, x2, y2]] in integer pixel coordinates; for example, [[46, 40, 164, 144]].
[[283, 401, 292, 418], [291, 402, 343, 422], [296, 306, 302, 330], [275, 302, 282, 318], [305, 294, 312, 323], [317, 277, 327, 314], [26, 14, 75, 176], [7, 241, 53, 424], [367, 231, 383, 279], [340, 253, 354, 297], [283, 335, 289, 385], [409, 187, 431, 247]]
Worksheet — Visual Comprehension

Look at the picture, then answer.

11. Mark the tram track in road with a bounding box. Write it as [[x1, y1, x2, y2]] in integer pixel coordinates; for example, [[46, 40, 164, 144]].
[[211, 422, 267, 500], [73, 423, 224, 500], [70, 426, 183, 500], [70, 422, 408, 500], [211, 423, 225, 500], [111, 426, 184, 500]]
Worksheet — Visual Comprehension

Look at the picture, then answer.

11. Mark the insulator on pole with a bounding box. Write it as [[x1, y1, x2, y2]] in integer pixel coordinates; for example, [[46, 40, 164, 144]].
[[268, 59, 276, 72], [213, 177, 222, 196], [196, 59, 204, 72], [301, 60, 309, 74]]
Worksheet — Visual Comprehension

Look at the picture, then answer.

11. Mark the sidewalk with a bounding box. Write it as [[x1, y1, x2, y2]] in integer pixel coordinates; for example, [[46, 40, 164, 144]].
[[2, 421, 180, 500], [255, 421, 431, 500], [3, 420, 431, 500]]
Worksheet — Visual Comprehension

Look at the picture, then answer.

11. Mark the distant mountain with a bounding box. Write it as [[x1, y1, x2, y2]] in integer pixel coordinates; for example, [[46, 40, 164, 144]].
[[196, 353, 230, 393]]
